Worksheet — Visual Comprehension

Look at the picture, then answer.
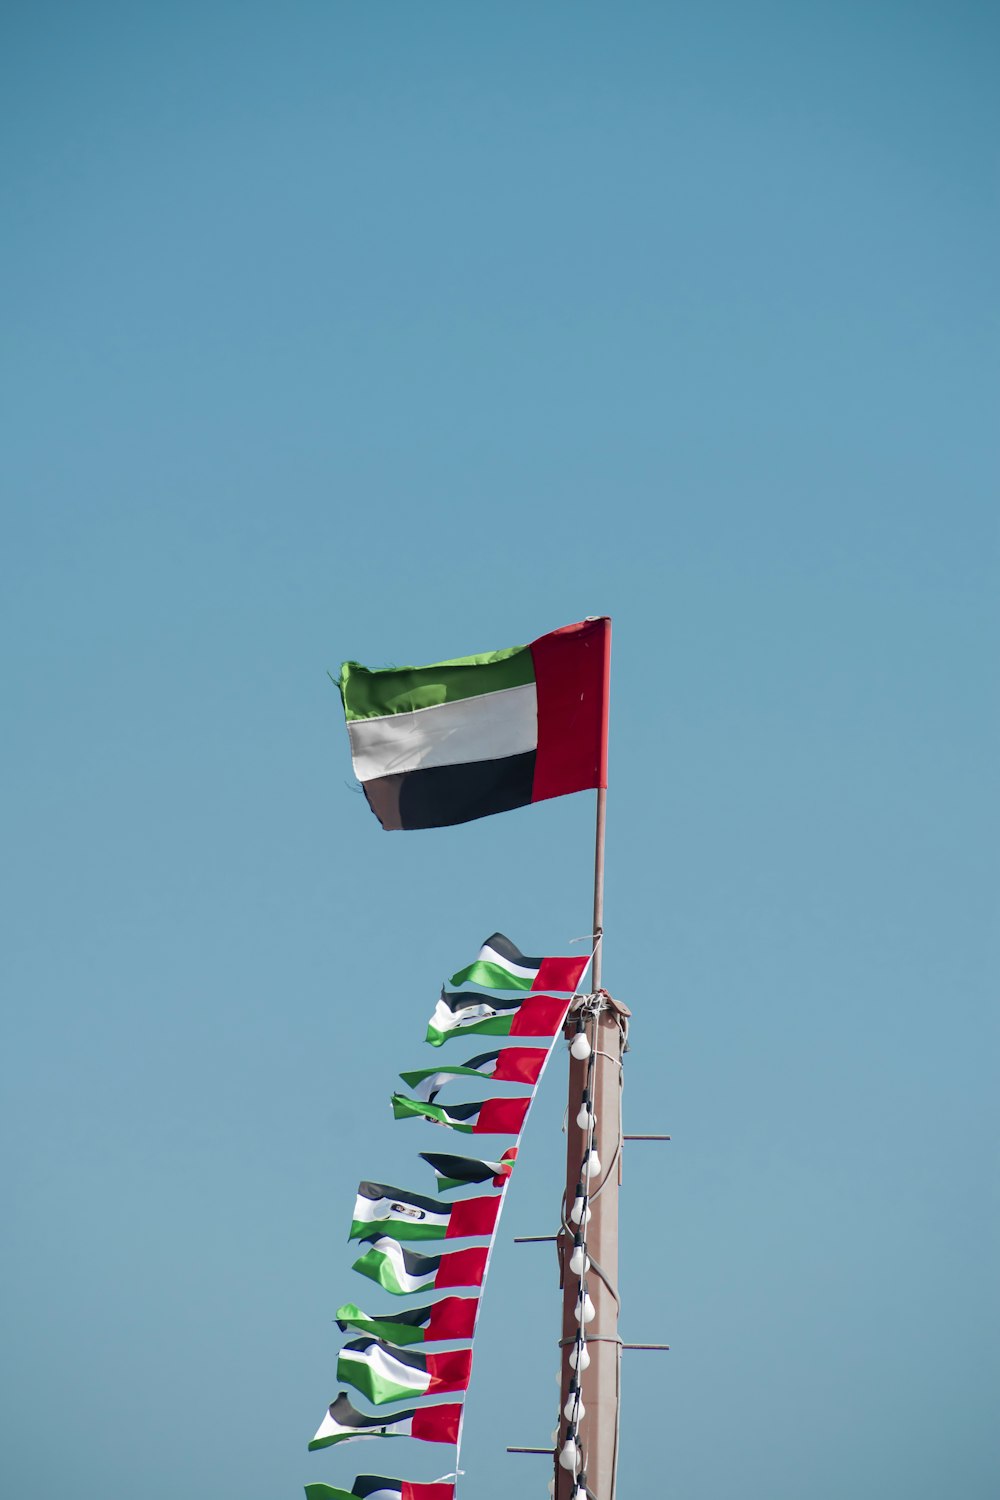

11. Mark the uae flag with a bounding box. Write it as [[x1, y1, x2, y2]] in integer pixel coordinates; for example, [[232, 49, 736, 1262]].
[[426, 990, 571, 1047], [305, 1479, 454, 1500], [335, 1297, 478, 1346], [392, 1092, 531, 1136], [309, 1392, 461, 1450], [420, 1148, 516, 1194], [349, 1183, 500, 1242], [399, 1048, 547, 1102], [351, 1237, 488, 1296], [449, 933, 589, 994], [338, 1337, 472, 1405], [337, 616, 610, 830]]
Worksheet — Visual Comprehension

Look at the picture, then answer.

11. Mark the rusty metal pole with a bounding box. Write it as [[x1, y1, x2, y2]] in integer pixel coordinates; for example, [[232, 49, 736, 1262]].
[[555, 991, 628, 1500]]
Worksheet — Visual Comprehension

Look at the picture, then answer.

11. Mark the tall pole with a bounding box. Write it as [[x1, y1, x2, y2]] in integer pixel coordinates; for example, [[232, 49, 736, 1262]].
[[555, 622, 627, 1500]]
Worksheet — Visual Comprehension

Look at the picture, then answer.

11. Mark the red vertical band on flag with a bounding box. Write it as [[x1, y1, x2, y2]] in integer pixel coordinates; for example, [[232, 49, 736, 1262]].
[[529, 616, 610, 804], [425, 1296, 479, 1342], [532, 955, 590, 993], [508, 994, 571, 1037], [403, 1484, 456, 1500], [446, 1194, 501, 1239], [436, 1246, 488, 1288], [410, 1402, 462, 1443], [426, 1347, 474, 1394], [491, 1046, 548, 1086], [473, 1096, 531, 1135]]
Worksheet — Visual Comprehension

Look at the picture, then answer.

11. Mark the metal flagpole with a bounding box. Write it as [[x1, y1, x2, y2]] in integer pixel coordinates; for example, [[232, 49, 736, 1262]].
[[555, 620, 628, 1500]]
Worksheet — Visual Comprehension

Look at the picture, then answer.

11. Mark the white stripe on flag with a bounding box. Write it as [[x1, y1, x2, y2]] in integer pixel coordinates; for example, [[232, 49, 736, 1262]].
[[342, 1343, 431, 1397], [477, 940, 537, 981], [346, 682, 537, 781]]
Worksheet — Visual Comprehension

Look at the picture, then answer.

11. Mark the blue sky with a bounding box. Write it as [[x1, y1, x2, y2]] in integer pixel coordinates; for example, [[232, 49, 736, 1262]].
[[2, 4, 997, 1498]]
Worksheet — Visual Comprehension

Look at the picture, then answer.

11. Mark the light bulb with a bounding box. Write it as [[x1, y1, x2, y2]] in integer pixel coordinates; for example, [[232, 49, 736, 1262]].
[[570, 1192, 591, 1227], [547, 1481, 555, 1498], [551, 1426, 560, 1444], [564, 1385, 586, 1421], [569, 1340, 591, 1371], [576, 1102, 596, 1130], [569, 1237, 591, 1276], [558, 1437, 581, 1472], [578, 1291, 596, 1323], [582, 1149, 601, 1179], [570, 1027, 591, 1060]]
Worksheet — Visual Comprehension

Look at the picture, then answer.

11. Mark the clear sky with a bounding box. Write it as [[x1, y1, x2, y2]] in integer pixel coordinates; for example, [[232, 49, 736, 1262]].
[[2, 4, 997, 1498]]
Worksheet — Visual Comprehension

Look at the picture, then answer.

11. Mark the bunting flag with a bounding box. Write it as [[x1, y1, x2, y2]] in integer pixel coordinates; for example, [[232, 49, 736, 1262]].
[[420, 1148, 516, 1194], [338, 1337, 472, 1405], [351, 1237, 488, 1296], [309, 1392, 461, 1449], [391, 1093, 531, 1136], [426, 989, 571, 1047], [335, 1297, 478, 1347], [305, 1479, 454, 1500], [449, 933, 588, 994], [399, 1048, 547, 1101], [349, 1183, 500, 1242], [337, 616, 610, 830]]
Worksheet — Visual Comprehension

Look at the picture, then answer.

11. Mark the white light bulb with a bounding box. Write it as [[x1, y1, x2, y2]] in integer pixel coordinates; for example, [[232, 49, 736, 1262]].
[[551, 1426, 560, 1444], [569, 1341, 591, 1371], [582, 1149, 601, 1178], [547, 1480, 555, 1498], [555, 1368, 563, 1386], [576, 1103, 596, 1130], [578, 1291, 596, 1323], [569, 1244, 591, 1276], [558, 1438, 580, 1472], [564, 1387, 586, 1422], [570, 1031, 591, 1060], [570, 1194, 591, 1227]]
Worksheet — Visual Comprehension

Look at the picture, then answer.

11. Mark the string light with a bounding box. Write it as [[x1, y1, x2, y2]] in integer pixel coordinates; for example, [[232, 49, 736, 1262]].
[[582, 1148, 601, 1179], [558, 1434, 581, 1472], [570, 1021, 591, 1060], [564, 1382, 586, 1421], [569, 1338, 591, 1371], [569, 1234, 590, 1276], [570, 1183, 591, 1226]]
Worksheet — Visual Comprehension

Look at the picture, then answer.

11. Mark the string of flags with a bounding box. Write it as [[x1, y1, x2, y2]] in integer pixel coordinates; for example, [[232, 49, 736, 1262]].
[[306, 933, 591, 1497]]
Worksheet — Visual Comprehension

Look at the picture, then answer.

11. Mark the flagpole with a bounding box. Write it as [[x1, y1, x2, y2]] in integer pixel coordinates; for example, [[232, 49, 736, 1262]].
[[556, 620, 625, 1500], [592, 785, 607, 991]]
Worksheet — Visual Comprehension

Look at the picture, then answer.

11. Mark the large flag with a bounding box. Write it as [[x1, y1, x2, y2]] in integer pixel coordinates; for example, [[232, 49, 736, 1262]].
[[335, 1297, 478, 1346], [309, 1392, 461, 1449], [426, 989, 571, 1047], [399, 1047, 548, 1102], [419, 1148, 516, 1194], [391, 1092, 531, 1136], [338, 1337, 472, 1405], [337, 617, 610, 830], [305, 1479, 454, 1500], [449, 933, 589, 994], [349, 1182, 500, 1242], [351, 1237, 488, 1296]]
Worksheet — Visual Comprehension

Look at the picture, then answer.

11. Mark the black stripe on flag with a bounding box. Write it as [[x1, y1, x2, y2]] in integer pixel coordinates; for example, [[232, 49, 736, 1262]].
[[419, 1151, 505, 1185]]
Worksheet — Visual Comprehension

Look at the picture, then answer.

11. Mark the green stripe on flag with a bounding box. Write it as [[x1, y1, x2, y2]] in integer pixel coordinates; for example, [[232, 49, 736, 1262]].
[[448, 959, 534, 991], [426, 1014, 514, 1047], [391, 1095, 474, 1132], [339, 646, 532, 720]]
